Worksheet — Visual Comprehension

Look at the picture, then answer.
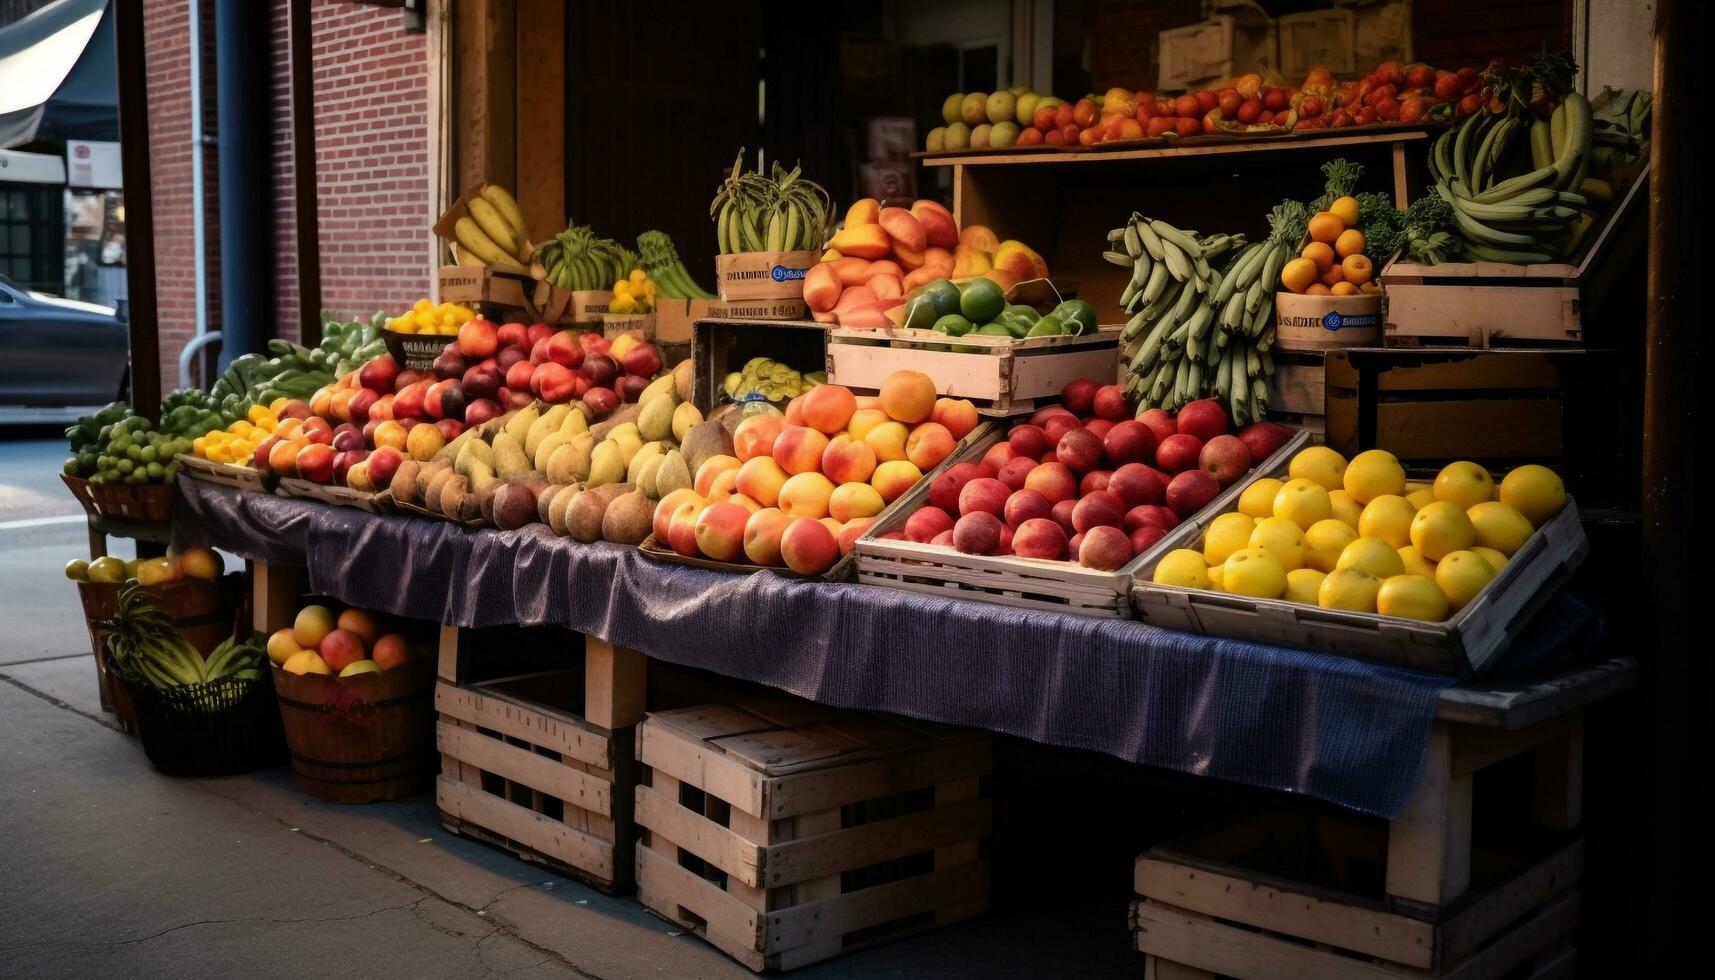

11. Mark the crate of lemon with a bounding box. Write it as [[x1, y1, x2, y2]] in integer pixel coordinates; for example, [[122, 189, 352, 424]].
[[1274, 198, 1384, 351], [1132, 444, 1588, 676], [176, 403, 284, 492]]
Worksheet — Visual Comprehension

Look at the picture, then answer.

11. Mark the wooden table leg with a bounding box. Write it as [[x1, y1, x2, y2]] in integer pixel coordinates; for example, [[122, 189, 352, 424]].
[[584, 636, 645, 732], [1532, 716, 1584, 830], [1386, 723, 1473, 906], [86, 521, 107, 560]]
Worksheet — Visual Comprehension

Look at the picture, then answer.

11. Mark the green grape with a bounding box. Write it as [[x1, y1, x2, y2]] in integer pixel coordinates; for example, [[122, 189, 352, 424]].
[[63, 458, 78, 476], [146, 461, 165, 480], [115, 458, 133, 475], [139, 445, 157, 463]]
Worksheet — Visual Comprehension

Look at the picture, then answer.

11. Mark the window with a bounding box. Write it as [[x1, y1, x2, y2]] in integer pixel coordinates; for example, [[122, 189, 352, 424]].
[[0, 185, 63, 293]]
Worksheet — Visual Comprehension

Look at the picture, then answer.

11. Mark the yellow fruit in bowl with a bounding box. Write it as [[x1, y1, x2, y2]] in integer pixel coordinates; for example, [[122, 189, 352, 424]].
[[1249, 517, 1308, 571], [1274, 478, 1333, 530], [1378, 574, 1450, 621], [1358, 494, 1416, 549], [1207, 563, 1224, 590], [1471, 546, 1509, 571], [1398, 545, 1438, 578], [1411, 501, 1476, 560], [1285, 568, 1327, 605], [1204, 512, 1258, 566], [1433, 461, 1495, 510], [1343, 449, 1405, 504], [283, 650, 332, 675], [1435, 550, 1496, 611], [1319, 567, 1381, 612], [1498, 464, 1566, 526], [1238, 478, 1284, 519], [1289, 446, 1348, 492], [1337, 536, 1406, 579], [1222, 548, 1288, 598], [1406, 488, 1436, 510], [1328, 489, 1362, 529], [1305, 519, 1359, 572], [136, 556, 176, 587], [266, 628, 301, 666], [1154, 549, 1211, 590], [1467, 501, 1533, 556]]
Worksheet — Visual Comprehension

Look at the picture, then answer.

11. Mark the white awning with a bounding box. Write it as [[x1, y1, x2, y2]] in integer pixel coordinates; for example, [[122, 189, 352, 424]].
[[0, 147, 67, 183], [0, 0, 106, 148]]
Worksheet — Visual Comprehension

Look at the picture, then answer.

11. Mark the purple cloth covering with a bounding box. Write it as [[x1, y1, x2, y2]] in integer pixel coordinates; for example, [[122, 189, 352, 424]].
[[175, 476, 1462, 818]]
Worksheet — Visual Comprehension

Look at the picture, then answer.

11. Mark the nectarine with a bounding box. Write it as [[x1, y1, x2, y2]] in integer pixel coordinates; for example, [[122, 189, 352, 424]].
[[778, 472, 836, 519], [732, 415, 784, 462], [780, 517, 839, 575], [771, 425, 830, 475], [693, 502, 751, 561], [879, 370, 937, 424], [870, 460, 922, 502]]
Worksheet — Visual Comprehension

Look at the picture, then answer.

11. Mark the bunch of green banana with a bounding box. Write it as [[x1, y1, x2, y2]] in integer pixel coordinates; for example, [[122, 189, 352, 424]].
[[1427, 93, 1595, 263], [710, 148, 831, 255], [1108, 209, 1287, 424], [722, 357, 824, 403], [638, 230, 715, 299], [453, 184, 532, 267], [533, 224, 631, 291], [202, 634, 267, 684]]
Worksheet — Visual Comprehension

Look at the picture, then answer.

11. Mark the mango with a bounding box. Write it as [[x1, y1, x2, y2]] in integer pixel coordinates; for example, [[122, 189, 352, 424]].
[[993, 239, 1049, 281], [833, 285, 877, 314], [960, 224, 1000, 253], [845, 198, 881, 226], [951, 244, 992, 279], [804, 263, 843, 313], [893, 242, 924, 270], [983, 267, 1020, 295], [877, 207, 926, 253], [828, 224, 891, 261], [922, 246, 955, 278], [910, 200, 958, 248], [829, 257, 874, 287], [869, 274, 903, 301]]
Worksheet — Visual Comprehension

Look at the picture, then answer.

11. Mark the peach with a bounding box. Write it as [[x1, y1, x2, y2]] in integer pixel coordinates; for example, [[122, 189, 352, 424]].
[[993, 240, 1049, 281], [846, 407, 890, 442], [905, 505, 955, 542], [829, 482, 885, 522], [1025, 462, 1078, 504], [821, 434, 877, 484], [780, 517, 840, 575], [804, 263, 843, 313], [733, 414, 785, 462], [727, 493, 763, 513], [778, 471, 835, 519], [837, 518, 873, 555], [336, 608, 382, 645], [705, 468, 739, 501], [930, 530, 955, 547], [694, 455, 742, 496], [869, 274, 904, 301], [911, 200, 959, 249], [799, 384, 857, 435], [905, 423, 955, 471], [654, 489, 705, 540], [950, 244, 993, 279], [878, 207, 926, 253], [318, 628, 368, 673], [958, 476, 1010, 517], [864, 421, 910, 462], [371, 633, 411, 671], [830, 257, 875, 287], [735, 456, 789, 507], [1078, 525, 1133, 571], [742, 507, 792, 565], [819, 517, 845, 539], [871, 459, 923, 502], [783, 396, 806, 426], [771, 425, 830, 475], [930, 398, 979, 440], [1013, 517, 1069, 561], [983, 268, 1019, 295], [960, 224, 1000, 253], [854, 395, 882, 410], [693, 501, 751, 561], [880, 370, 937, 424], [921, 245, 956, 278], [846, 198, 881, 225], [293, 605, 336, 651], [828, 223, 891, 260], [982, 442, 1019, 472], [997, 455, 1037, 491], [371, 420, 408, 452], [667, 499, 707, 557], [953, 512, 1004, 555]]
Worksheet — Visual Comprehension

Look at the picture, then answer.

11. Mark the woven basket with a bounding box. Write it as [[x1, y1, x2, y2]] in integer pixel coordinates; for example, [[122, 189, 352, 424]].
[[87, 481, 175, 522], [120, 671, 288, 777], [60, 473, 99, 518]]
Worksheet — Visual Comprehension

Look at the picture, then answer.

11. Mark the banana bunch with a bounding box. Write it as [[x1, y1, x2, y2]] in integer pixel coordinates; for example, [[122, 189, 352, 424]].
[[95, 584, 266, 691], [1427, 93, 1595, 263], [1590, 86, 1650, 179], [533, 224, 631, 291], [1110, 210, 1289, 425], [638, 230, 716, 300], [202, 634, 268, 684], [710, 148, 831, 255], [453, 184, 532, 267], [722, 357, 823, 403]]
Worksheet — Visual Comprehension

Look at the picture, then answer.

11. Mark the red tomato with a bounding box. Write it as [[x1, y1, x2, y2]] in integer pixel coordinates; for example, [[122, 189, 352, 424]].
[[1033, 106, 1058, 131], [1356, 106, 1378, 125], [1298, 96, 1324, 119], [1397, 96, 1426, 124], [1236, 98, 1263, 125], [1457, 66, 1479, 88], [1055, 102, 1075, 129], [1018, 126, 1044, 145], [1263, 87, 1290, 111], [1073, 98, 1097, 127], [1457, 93, 1482, 117], [1257, 110, 1274, 126], [1364, 84, 1398, 107], [1377, 61, 1405, 86], [1145, 116, 1175, 138], [1329, 109, 1351, 128], [1294, 116, 1328, 131], [1136, 94, 1157, 117], [1217, 88, 1241, 115], [1044, 127, 1066, 146], [1102, 115, 1126, 140], [1406, 65, 1435, 90], [1434, 73, 1462, 101], [1194, 90, 1219, 112], [1119, 117, 1144, 140], [1374, 97, 1401, 122], [1174, 94, 1200, 118], [1174, 117, 1200, 137], [1078, 125, 1099, 147], [1059, 122, 1082, 144]]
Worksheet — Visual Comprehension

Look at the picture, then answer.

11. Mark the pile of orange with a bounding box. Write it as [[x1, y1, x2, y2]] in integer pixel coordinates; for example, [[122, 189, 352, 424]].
[[1278, 197, 1383, 297]]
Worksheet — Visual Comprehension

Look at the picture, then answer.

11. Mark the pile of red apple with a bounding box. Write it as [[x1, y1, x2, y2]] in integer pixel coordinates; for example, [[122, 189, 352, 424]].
[[880, 380, 1296, 570]]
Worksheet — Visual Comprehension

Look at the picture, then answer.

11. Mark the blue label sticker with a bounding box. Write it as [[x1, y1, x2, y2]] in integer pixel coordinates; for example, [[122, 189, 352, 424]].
[[771, 265, 808, 283], [1320, 310, 1377, 332]]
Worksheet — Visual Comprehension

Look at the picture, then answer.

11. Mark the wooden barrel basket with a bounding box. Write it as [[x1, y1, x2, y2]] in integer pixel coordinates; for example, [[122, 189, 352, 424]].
[[271, 661, 436, 803], [77, 574, 245, 735]]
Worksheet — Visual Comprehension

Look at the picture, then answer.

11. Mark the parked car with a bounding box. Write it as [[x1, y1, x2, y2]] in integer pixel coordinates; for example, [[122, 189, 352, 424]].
[[0, 274, 127, 407]]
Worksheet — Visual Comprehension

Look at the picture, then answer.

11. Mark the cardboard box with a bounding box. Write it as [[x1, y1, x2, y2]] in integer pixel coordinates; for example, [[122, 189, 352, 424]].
[[1158, 14, 1278, 91], [1341, 0, 1413, 66], [656, 297, 810, 344], [713, 250, 820, 302], [866, 116, 916, 161], [859, 161, 915, 208], [437, 264, 532, 309], [1277, 8, 1356, 77]]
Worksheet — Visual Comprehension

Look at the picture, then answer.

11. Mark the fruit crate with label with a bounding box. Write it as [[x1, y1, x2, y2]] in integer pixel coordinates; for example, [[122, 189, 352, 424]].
[[634, 700, 992, 972], [691, 318, 833, 415], [826, 326, 1121, 417]]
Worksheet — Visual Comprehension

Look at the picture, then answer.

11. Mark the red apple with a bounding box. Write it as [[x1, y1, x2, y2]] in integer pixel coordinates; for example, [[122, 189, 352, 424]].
[[1061, 378, 1100, 416], [622, 343, 662, 378], [331, 429, 366, 453], [997, 455, 1036, 491], [1080, 469, 1112, 496], [526, 322, 554, 348], [580, 353, 618, 389], [981, 442, 1019, 472], [1024, 461, 1079, 504], [1129, 524, 1167, 556], [1102, 420, 1158, 467], [332, 448, 368, 484], [929, 462, 991, 511], [583, 386, 620, 417], [546, 330, 585, 369], [496, 321, 530, 350], [1165, 469, 1221, 517], [616, 374, 650, 402], [1012, 517, 1069, 561], [1055, 428, 1105, 473], [462, 363, 502, 402], [1042, 413, 1080, 445], [531, 362, 578, 402], [1198, 434, 1252, 486], [1078, 525, 1133, 570], [495, 346, 526, 371], [952, 511, 1004, 555], [958, 477, 1011, 518], [1155, 433, 1204, 473], [358, 355, 400, 393], [1237, 421, 1294, 462], [366, 446, 403, 488], [295, 443, 336, 484], [1030, 405, 1077, 429], [1125, 504, 1179, 533], [347, 388, 379, 424], [1175, 398, 1229, 442], [1072, 490, 1126, 532], [432, 345, 469, 381], [930, 529, 954, 547], [424, 378, 456, 419], [434, 418, 465, 441], [502, 387, 534, 410], [463, 398, 501, 427], [1084, 418, 1116, 442], [505, 359, 535, 393], [529, 337, 552, 366], [393, 370, 425, 393], [1004, 488, 1052, 526], [1137, 408, 1176, 445], [1008, 424, 1051, 460], [1092, 384, 1131, 421], [1108, 463, 1165, 508], [457, 317, 498, 359], [1050, 498, 1078, 535], [905, 506, 955, 543]]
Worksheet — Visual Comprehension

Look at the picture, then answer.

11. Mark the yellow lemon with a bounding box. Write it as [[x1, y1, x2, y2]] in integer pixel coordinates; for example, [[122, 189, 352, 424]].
[[1222, 548, 1288, 598], [1411, 500, 1477, 560], [283, 650, 333, 675], [1305, 519, 1359, 572], [1289, 445, 1348, 491], [1154, 549, 1211, 589], [1398, 545, 1438, 578], [1405, 481, 1432, 494], [1249, 517, 1308, 571], [1472, 546, 1509, 571], [1238, 478, 1284, 519], [1358, 494, 1416, 549], [1284, 568, 1327, 605], [1319, 567, 1382, 612], [1467, 501, 1533, 556], [1207, 563, 1225, 590], [1406, 488, 1436, 510], [1498, 464, 1566, 526], [1433, 461, 1495, 510], [1204, 512, 1259, 565], [1337, 537, 1406, 579], [1343, 449, 1406, 504], [1328, 489, 1363, 529], [1378, 574, 1450, 622], [1274, 478, 1333, 530], [1435, 550, 1496, 610]]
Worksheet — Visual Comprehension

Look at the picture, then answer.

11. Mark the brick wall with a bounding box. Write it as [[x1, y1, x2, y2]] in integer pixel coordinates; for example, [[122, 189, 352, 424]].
[[141, 0, 430, 390]]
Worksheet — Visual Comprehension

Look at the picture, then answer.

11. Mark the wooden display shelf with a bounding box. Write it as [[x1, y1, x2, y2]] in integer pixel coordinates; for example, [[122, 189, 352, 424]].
[[920, 127, 1428, 175]]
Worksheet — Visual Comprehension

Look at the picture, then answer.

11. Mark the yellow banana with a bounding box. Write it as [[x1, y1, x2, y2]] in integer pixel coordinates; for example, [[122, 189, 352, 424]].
[[455, 244, 486, 267], [467, 197, 520, 258], [454, 216, 514, 266], [480, 184, 528, 243]]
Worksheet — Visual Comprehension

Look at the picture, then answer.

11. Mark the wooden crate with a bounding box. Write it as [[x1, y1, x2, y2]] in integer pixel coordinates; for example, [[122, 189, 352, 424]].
[[1157, 14, 1279, 92], [1378, 168, 1648, 348], [1277, 8, 1355, 75], [436, 624, 647, 894], [691, 317, 832, 415], [634, 700, 992, 971], [854, 425, 1309, 618], [275, 478, 390, 514], [176, 453, 271, 492], [825, 327, 1120, 417], [1265, 349, 1325, 439]]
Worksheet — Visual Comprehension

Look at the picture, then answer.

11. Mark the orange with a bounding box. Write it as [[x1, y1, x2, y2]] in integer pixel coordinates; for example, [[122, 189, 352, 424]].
[[1329, 196, 1361, 227], [1280, 257, 1319, 293], [1342, 253, 1373, 285], [1330, 281, 1360, 296], [1361, 281, 1383, 294], [1307, 211, 1344, 244], [1306, 283, 1332, 296], [1335, 228, 1366, 258], [1300, 241, 1335, 272], [1321, 262, 1346, 286]]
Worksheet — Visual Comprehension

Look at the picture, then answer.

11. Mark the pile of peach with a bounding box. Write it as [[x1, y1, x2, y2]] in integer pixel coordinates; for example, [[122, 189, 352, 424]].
[[650, 370, 979, 575]]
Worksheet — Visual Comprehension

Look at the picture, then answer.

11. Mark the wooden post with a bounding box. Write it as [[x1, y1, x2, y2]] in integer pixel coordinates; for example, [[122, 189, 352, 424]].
[[453, 0, 517, 194], [250, 561, 301, 635], [584, 636, 646, 732], [513, 0, 565, 241], [113, 0, 161, 419], [1386, 723, 1473, 906], [286, 0, 322, 345], [1532, 719, 1585, 831]]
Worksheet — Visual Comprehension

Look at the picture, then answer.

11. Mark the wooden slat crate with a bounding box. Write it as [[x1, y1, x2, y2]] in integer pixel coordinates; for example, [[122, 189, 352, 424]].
[[436, 624, 647, 894], [1265, 349, 1326, 440], [634, 700, 992, 971], [691, 318, 832, 415], [176, 453, 272, 492], [825, 326, 1120, 417]]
